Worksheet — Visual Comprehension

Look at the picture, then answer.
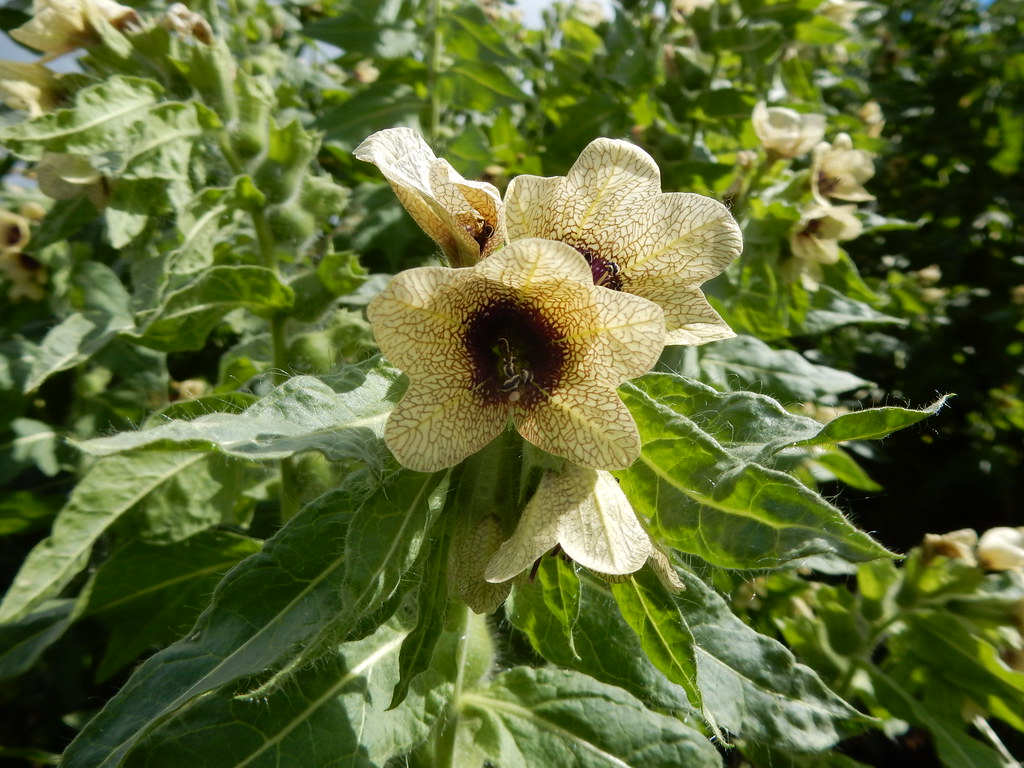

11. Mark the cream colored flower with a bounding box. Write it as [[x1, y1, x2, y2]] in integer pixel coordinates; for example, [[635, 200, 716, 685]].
[[0, 60, 61, 117], [922, 528, 978, 566], [811, 133, 875, 203], [11, 0, 140, 60], [819, 0, 867, 30], [35, 153, 109, 209], [368, 238, 665, 472], [0, 251, 47, 301], [160, 3, 213, 45], [484, 463, 683, 588], [0, 210, 32, 254], [504, 138, 741, 346], [786, 203, 861, 287], [354, 127, 506, 267], [977, 527, 1024, 572], [752, 101, 827, 159], [670, 0, 714, 20]]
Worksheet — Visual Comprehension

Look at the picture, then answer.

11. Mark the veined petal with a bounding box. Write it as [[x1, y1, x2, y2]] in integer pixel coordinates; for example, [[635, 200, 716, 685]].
[[475, 235, 593, 289], [555, 468, 653, 575], [385, 376, 508, 473], [484, 465, 652, 583], [354, 128, 504, 266], [564, 287, 665, 384], [515, 380, 642, 470], [628, 283, 735, 346], [450, 514, 512, 613], [630, 192, 743, 280], [505, 140, 740, 347], [505, 139, 660, 246], [367, 266, 470, 371], [482, 498, 561, 584]]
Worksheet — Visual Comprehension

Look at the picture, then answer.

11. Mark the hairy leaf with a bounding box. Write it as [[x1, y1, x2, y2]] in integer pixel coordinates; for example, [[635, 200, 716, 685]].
[[461, 666, 721, 768], [76, 361, 402, 466]]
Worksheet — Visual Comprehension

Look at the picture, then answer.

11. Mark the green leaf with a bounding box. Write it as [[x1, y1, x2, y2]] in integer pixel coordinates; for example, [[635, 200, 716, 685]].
[[538, 555, 581, 660], [696, 335, 872, 402], [318, 84, 425, 152], [461, 666, 721, 768], [796, 286, 906, 336], [0, 451, 209, 622], [438, 61, 528, 113], [871, 669, 1009, 768], [129, 265, 295, 351], [0, 76, 163, 161], [678, 566, 867, 751], [303, 0, 418, 58], [117, 620, 448, 768], [904, 611, 1024, 732], [1, 417, 60, 480], [507, 568, 698, 716], [389, 522, 451, 710], [610, 568, 700, 708], [0, 599, 80, 682], [84, 530, 261, 681], [23, 263, 134, 393], [786, 396, 950, 449], [76, 361, 401, 466], [60, 469, 447, 767], [618, 382, 893, 569]]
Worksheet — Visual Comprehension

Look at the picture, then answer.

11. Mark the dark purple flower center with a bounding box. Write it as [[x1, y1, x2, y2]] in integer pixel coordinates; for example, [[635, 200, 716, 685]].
[[817, 171, 840, 197], [4, 223, 25, 248], [576, 245, 623, 291], [464, 296, 566, 406]]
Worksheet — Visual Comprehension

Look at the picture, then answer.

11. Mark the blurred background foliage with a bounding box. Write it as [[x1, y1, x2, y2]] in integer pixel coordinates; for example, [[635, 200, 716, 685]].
[[0, 0, 1022, 764]]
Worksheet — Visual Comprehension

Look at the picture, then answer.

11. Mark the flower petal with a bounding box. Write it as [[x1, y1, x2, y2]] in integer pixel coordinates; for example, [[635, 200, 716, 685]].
[[474, 235, 593, 289], [367, 265, 470, 372], [554, 467, 652, 575], [485, 465, 653, 582], [505, 138, 659, 246], [451, 514, 512, 613], [515, 380, 642, 470], [354, 128, 504, 265], [565, 287, 665, 384], [354, 129, 463, 258], [385, 375, 508, 472], [629, 192, 742, 280], [483, 492, 561, 585], [630, 284, 734, 346]]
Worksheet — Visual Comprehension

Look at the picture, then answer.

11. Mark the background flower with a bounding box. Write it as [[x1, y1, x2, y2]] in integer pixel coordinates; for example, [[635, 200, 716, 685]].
[[504, 138, 741, 346], [367, 238, 665, 472], [11, 0, 139, 60], [811, 133, 876, 203], [752, 101, 827, 159]]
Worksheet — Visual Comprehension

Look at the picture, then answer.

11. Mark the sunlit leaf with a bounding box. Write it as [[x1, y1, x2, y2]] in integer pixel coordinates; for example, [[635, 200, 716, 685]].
[[462, 666, 721, 768]]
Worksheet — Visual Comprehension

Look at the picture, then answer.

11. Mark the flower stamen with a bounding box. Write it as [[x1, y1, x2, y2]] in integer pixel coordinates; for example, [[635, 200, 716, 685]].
[[577, 245, 624, 291]]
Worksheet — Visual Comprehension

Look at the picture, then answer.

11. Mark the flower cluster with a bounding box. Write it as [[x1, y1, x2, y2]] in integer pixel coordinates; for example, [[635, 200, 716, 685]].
[[356, 128, 741, 606], [752, 102, 878, 287]]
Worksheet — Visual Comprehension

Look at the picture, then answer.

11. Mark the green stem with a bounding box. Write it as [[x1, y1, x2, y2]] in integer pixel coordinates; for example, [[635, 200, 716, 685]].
[[426, 0, 444, 143], [433, 600, 472, 768]]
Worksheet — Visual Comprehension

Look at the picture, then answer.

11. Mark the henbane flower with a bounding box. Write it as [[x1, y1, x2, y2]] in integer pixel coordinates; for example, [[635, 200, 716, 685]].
[[752, 101, 827, 159], [786, 202, 862, 287], [504, 138, 742, 346], [484, 463, 682, 589], [354, 127, 505, 267], [811, 133, 875, 203], [0, 60, 61, 118], [367, 238, 665, 472], [11, 0, 140, 60]]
